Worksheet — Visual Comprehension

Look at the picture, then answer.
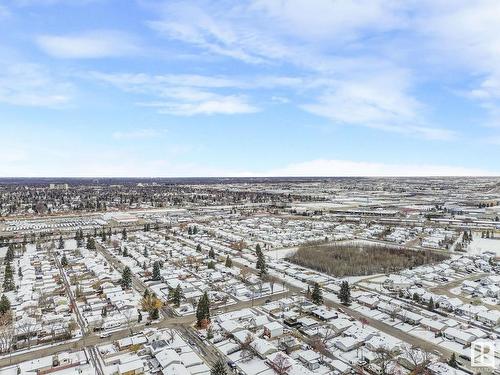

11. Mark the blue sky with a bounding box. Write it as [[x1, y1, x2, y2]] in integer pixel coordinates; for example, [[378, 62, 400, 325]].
[[1, 0, 500, 177]]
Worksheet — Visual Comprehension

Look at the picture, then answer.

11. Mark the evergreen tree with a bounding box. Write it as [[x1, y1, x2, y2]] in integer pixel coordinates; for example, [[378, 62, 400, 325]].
[[123, 247, 129, 257], [120, 266, 132, 289], [58, 236, 65, 250], [0, 295, 11, 315], [137, 310, 142, 323], [255, 244, 262, 256], [4, 245, 14, 264], [208, 248, 216, 259], [196, 291, 210, 327], [151, 308, 160, 320], [311, 282, 323, 305], [76, 229, 84, 248], [2, 263, 14, 292], [102, 229, 107, 242], [86, 237, 96, 250], [225, 256, 232, 268], [193, 226, 198, 235], [207, 260, 215, 269], [210, 359, 228, 375], [256, 250, 267, 276], [427, 297, 435, 311], [339, 281, 351, 305], [172, 284, 183, 307], [188, 227, 193, 235], [122, 228, 127, 240], [196, 244, 202, 253], [152, 261, 161, 280], [61, 254, 68, 267], [448, 353, 458, 368], [143, 248, 149, 257]]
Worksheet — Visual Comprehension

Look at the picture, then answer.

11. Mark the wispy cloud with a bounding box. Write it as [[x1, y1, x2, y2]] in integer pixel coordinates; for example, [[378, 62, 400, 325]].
[[36, 30, 140, 59], [144, 1, 454, 138], [0, 62, 72, 107], [139, 95, 258, 116], [90, 71, 260, 116], [302, 71, 455, 140]]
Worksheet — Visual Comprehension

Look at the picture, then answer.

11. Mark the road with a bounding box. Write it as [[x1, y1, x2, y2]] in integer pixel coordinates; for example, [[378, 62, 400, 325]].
[[0, 231, 485, 372], [0, 245, 288, 369], [429, 272, 500, 311], [176, 233, 464, 363]]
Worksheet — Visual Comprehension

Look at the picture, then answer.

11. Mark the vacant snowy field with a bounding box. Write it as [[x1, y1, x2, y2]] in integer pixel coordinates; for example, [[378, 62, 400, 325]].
[[468, 233, 500, 256]]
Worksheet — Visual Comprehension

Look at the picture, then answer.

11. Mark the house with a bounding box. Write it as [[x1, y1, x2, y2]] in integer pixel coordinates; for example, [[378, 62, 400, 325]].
[[156, 349, 181, 369], [438, 298, 462, 312], [420, 318, 447, 333], [330, 318, 353, 335], [397, 310, 423, 325], [334, 336, 364, 352], [357, 295, 379, 309], [383, 275, 413, 291], [477, 310, 500, 327], [263, 321, 283, 338], [443, 328, 476, 346], [250, 337, 278, 358], [118, 360, 144, 375], [311, 306, 338, 321], [331, 359, 352, 374], [220, 320, 244, 334], [298, 350, 321, 371]]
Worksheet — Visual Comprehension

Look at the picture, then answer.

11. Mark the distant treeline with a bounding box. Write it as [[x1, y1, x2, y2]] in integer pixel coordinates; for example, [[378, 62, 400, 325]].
[[287, 242, 449, 277]]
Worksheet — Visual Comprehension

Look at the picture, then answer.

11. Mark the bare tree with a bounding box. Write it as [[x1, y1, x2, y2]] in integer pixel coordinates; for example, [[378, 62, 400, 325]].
[[374, 346, 398, 375], [0, 318, 14, 354], [269, 352, 292, 375], [122, 307, 138, 334], [311, 336, 329, 361], [402, 345, 431, 374], [239, 333, 255, 362], [239, 268, 251, 284], [16, 319, 37, 349]]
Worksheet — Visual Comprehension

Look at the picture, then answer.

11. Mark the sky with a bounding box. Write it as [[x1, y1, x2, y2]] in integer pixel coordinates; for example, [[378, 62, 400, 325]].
[[1, 0, 500, 177]]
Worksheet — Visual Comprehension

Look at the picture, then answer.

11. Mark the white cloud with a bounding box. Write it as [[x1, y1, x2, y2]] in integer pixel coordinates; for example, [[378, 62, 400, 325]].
[[252, 159, 496, 177], [251, 0, 408, 42], [91, 71, 260, 116], [0, 62, 72, 107], [112, 128, 164, 140], [302, 73, 454, 140], [145, 2, 455, 138], [415, 1, 500, 127], [141, 96, 258, 116], [36, 30, 140, 59]]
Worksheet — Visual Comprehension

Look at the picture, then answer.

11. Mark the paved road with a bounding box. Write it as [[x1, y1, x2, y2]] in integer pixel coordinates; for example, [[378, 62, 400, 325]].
[[230, 259, 458, 362], [175, 233, 463, 363], [0, 231, 481, 371], [430, 273, 500, 311], [0, 263, 286, 369]]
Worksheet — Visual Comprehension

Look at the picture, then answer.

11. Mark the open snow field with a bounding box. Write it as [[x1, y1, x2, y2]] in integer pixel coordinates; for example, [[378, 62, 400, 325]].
[[468, 234, 500, 256]]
